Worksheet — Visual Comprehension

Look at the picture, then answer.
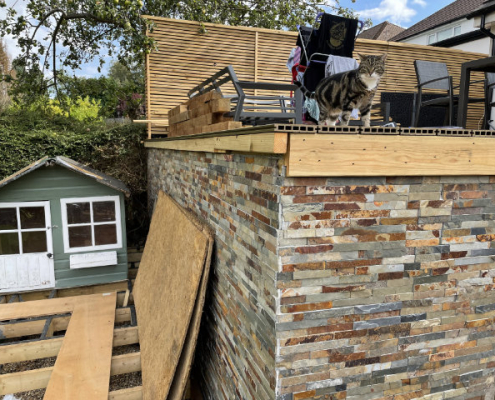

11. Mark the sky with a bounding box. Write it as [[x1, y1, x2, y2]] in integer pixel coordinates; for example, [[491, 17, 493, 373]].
[[338, 0, 454, 28], [1, 0, 457, 79]]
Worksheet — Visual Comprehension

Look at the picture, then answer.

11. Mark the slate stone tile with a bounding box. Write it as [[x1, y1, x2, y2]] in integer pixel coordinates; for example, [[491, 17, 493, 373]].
[[401, 313, 427, 323]]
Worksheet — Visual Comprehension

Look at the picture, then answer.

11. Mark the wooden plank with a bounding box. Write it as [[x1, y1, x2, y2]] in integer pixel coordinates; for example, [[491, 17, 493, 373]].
[[44, 293, 117, 400], [287, 134, 495, 177], [110, 352, 142, 375], [169, 110, 191, 125], [0, 297, 75, 322], [113, 326, 139, 346], [145, 49, 152, 139], [0, 367, 53, 395], [0, 337, 63, 364], [108, 386, 143, 400], [0, 352, 141, 395], [189, 98, 231, 119], [0, 308, 130, 340], [133, 191, 211, 400], [0, 327, 139, 364], [145, 132, 287, 154], [201, 121, 242, 134]]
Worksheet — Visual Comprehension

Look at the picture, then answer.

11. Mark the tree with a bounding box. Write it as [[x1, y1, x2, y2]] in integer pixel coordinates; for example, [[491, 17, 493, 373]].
[[0, 39, 12, 112], [0, 0, 362, 99], [108, 60, 144, 89]]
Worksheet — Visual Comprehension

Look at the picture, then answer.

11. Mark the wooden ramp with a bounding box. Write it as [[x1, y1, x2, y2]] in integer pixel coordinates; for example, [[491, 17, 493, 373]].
[[44, 293, 116, 399]]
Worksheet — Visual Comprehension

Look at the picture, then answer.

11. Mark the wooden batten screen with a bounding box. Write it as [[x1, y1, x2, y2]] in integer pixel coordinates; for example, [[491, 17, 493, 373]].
[[145, 16, 488, 137]]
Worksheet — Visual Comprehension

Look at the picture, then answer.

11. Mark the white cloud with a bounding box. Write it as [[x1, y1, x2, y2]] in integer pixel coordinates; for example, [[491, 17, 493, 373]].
[[412, 0, 427, 7], [356, 0, 418, 25]]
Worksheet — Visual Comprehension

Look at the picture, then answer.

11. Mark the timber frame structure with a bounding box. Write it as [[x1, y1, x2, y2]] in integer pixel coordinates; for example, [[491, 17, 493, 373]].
[[0, 281, 142, 399]]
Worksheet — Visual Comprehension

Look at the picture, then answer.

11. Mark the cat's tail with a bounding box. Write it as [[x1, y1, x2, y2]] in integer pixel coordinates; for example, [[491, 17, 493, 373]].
[[293, 80, 315, 99]]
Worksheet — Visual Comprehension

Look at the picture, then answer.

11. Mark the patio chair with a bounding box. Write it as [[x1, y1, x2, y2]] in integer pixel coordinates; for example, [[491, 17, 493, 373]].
[[187, 65, 303, 125], [413, 60, 484, 127], [484, 72, 495, 129]]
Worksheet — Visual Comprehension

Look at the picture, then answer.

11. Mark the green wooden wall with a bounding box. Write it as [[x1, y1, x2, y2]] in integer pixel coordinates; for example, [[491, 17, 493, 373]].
[[0, 165, 128, 288]]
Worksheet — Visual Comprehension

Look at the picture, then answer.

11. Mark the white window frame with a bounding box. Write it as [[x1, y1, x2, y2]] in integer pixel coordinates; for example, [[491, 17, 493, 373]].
[[428, 25, 461, 45], [0, 201, 53, 256], [60, 196, 122, 253]]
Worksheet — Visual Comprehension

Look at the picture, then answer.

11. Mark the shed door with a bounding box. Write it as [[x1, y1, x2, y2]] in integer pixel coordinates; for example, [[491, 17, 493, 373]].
[[0, 202, 55, 293]]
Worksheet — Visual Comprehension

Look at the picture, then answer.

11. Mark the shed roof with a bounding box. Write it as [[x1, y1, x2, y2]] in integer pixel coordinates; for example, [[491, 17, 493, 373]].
[[0, 156, 130, 196], [390, 0, 485, 42], [358, 22, 405, 41]]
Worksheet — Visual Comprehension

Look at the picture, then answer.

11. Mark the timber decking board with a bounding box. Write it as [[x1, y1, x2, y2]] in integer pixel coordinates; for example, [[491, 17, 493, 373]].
[[287, 134, 495, 177], [44, 292, 117, 400]]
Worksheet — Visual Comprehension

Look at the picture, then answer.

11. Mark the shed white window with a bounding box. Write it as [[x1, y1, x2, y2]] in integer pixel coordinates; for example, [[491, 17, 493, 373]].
[[61, 196, 122, 253]]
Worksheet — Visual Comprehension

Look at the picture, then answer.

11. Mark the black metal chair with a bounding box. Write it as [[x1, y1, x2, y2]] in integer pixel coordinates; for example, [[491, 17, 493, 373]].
[[413, 60, 485, 127], [413, 60, 457, 127], [187, 65, 303, 125], [484, 72, 495, 129]]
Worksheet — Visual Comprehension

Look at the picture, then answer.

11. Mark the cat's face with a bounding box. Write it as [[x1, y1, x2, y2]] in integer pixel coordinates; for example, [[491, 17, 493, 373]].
[[357, 54, 387, 79]]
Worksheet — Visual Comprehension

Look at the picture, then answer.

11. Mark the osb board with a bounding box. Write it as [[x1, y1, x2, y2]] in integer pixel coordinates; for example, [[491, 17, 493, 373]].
[[133, 191, 211, 400], [168, 226, 213, 400], [44, 292, 117, 400], [287, 134, 495, 177]]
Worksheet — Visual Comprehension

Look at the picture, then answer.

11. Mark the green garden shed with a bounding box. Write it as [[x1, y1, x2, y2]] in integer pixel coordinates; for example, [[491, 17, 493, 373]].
[[0, 156, 129, 294]]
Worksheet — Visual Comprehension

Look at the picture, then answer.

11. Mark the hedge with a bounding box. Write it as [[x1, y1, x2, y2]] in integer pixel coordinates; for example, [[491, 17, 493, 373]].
[[0, 110, 149, 246]]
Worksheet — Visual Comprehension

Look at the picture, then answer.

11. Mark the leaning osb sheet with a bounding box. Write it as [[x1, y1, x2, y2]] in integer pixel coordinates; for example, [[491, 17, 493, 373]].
[[168, 230, 213, 400], [133, 191, 210, 400]]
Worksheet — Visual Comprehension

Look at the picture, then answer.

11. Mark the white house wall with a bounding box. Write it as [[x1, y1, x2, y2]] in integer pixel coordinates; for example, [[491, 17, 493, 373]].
[[450, 36, 490, 54], [400, 18, 489, 54]]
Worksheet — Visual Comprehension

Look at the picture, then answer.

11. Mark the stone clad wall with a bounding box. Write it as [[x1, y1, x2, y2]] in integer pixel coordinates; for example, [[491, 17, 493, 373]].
[[277, 176, 495, 400], [148, 147, 495, 400], [147, 149, 284, 399]]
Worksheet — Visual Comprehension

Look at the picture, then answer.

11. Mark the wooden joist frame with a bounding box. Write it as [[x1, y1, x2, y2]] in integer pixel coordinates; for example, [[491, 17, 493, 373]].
[[0, 293, 143, 399]]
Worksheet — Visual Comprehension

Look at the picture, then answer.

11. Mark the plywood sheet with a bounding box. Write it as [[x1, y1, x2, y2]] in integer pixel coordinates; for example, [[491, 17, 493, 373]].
[[167, 232, 213, 400], [44, 292, 117, 400], [287, 134, 495, 177], [133, 191, 211, 400]]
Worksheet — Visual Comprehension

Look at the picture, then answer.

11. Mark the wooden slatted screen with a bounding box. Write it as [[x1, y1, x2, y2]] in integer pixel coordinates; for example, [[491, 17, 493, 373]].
[[145, 16, 488, 137]]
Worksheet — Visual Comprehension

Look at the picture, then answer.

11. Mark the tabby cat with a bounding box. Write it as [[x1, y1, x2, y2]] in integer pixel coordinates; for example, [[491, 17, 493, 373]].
[[295, 54, 387, 127]]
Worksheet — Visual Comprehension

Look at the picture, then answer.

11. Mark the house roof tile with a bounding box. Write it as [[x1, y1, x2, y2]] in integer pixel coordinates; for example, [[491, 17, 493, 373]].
[[358, 21, 405, 41], [390, 0, 485, 42]]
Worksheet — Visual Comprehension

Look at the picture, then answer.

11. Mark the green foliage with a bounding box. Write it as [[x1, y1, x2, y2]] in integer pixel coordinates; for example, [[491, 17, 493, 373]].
[[50, 96, 102, 121], [0, 108, 149, 245]]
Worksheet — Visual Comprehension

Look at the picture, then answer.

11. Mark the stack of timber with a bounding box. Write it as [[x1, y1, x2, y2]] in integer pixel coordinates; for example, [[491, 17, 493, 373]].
[[168, 92, 242, 137]]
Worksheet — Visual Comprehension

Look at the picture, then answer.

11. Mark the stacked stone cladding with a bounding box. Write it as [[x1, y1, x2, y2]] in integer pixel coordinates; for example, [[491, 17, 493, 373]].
[[278, 176, 495, 400], [148, 148, 495, 400], [148, 149, 283, 399]]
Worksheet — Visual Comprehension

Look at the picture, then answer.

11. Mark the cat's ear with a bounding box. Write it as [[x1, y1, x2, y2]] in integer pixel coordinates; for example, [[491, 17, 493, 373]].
[[381, 53, 388, 62], [358, 53, 367, 62]]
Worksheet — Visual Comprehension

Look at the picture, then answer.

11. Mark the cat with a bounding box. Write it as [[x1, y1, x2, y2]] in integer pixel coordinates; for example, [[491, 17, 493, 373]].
[[294, 54, 387, 128]]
